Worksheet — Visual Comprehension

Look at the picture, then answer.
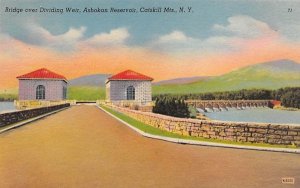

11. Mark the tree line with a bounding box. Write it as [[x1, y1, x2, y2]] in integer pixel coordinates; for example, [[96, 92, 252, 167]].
[[153, 87, 300, 109], [0, 94, 17, 102], [274, 87, 300, 109]]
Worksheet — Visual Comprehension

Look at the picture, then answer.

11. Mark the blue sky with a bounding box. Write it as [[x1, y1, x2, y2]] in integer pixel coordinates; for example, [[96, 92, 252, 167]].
[[1, 0, 300, 47], [1, 0, 300, 88]]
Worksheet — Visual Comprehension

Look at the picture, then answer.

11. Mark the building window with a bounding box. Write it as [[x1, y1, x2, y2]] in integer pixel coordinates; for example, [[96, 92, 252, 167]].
[[127, 86, 135, 100], [36, 85, 45, 100], [63, 87, 67, 99]]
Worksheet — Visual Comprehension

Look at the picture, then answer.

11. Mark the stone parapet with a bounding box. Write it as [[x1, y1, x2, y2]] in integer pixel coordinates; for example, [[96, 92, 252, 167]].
[[0, 103, 70, 127], [15, 100, 76, 110], [106, 104, 300, 147]]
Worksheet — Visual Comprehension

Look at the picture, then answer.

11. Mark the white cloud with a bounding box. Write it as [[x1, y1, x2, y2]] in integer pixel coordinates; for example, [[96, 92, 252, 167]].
[[213, 15, 276, 38], [85, 27, 129, 47], [2, 14, 297, 55], [4, 23, 129, 51], [60, 27, 86, 41], [23, 23, 86, 51], [149, 31, 200, 53], [157, 31, 190, 43], [150, 31, 239, 54], [13, 15, 279, 54], [150, 15, 280, 54]]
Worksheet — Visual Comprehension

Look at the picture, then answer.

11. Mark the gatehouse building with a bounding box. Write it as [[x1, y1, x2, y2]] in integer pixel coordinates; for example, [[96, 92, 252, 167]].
[[105, 70, 153, 105], [17, 68, 68, 101]]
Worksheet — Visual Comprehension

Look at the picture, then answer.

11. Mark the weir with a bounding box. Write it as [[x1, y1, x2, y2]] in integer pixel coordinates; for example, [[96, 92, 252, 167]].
[[185, 100, 272, 112]]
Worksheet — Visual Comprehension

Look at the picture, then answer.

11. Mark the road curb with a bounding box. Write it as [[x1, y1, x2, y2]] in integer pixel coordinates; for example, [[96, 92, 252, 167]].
[[0, 107, 70, 134], [97, 105, 300, 154]]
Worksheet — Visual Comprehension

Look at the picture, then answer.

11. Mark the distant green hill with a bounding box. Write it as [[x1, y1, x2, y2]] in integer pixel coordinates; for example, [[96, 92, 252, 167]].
[[153, 59, 300, 95], [67, 59, 300, 99], [5, 59, 299, 100], [68, 86, 105, 100]]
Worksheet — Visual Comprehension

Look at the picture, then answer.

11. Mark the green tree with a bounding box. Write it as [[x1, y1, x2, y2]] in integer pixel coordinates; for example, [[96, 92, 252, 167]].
[[153, 96, 190, 118]]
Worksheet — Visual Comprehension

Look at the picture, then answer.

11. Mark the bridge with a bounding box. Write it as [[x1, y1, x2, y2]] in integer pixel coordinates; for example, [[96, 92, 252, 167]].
[[0, 105, 298, 187], [185, 100, 272, 112]]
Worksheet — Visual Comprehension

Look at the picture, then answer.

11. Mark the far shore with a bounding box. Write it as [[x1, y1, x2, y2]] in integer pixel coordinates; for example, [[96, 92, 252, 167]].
[[1, 99, 300, 112], [273, 105, 300, 111]]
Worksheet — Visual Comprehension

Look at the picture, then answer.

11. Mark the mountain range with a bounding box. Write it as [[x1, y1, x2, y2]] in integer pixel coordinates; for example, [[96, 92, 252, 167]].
[[153, 76, 211, 85], [68, 59, 300, 98], [152, 59, 300, 94], [69, 74, 111, 87], [69, 74, 209, 86]]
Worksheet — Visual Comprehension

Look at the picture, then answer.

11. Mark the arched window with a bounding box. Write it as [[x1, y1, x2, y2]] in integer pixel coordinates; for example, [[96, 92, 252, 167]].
[[36, 85, 45, 100], [126, 86, 135, 100]]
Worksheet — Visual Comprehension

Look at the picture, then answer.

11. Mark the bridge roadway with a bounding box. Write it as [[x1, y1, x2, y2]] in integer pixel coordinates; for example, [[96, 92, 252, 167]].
[[0, 105, 299, 188]]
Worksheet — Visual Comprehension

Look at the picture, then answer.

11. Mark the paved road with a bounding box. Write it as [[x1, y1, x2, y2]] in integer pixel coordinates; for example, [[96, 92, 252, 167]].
[[0, 105, 299, 188]]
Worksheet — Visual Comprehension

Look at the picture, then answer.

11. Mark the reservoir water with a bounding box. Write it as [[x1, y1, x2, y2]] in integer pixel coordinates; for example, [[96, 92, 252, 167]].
[[1, 102, 299, 125], [0, 102, 16, 114], [202, 108, 300, 125]]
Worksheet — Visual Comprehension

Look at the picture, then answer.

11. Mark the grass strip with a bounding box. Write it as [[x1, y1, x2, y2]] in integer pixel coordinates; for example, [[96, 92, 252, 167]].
[[100, 105, 298, 149]]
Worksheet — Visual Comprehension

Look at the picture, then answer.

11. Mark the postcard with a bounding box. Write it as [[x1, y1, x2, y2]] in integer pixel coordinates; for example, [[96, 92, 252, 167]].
[[0, 0, 299, 187]]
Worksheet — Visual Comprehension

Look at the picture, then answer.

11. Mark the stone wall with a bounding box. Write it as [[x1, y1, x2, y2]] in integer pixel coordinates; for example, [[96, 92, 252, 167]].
[[15, 100, 75, 110], [106, 80, 152, 104], [0, 103, 70, 127], [19, 79, 67, 100], [106, 105, 300, 146]]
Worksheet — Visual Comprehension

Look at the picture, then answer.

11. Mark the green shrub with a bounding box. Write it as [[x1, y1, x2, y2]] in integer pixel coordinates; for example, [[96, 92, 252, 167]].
[[281, 91, 300, 109], [153, 96, 190, 118]]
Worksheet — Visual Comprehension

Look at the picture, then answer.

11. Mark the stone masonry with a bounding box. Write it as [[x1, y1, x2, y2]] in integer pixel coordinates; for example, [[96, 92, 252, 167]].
[[107, 80, 152, 104], [19, 79, 67, 100], [0, 104, 70, 127], [106, 104, 300, 146]]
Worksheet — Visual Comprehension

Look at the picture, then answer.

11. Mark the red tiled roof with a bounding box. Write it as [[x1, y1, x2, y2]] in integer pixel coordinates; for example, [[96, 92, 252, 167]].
[[108, 70, 153, 81], [17, 68, 67, 80]]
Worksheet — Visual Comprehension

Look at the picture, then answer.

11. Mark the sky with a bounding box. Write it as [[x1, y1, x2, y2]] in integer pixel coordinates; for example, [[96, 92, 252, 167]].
[[1, 0, 300, 89]]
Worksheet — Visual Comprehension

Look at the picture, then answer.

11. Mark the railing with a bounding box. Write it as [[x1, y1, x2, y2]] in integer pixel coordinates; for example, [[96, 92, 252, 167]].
[[185, 100, 272, 112]]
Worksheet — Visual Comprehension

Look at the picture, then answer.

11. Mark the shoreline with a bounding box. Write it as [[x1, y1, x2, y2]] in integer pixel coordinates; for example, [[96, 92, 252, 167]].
[[273, 105, 300, 111]]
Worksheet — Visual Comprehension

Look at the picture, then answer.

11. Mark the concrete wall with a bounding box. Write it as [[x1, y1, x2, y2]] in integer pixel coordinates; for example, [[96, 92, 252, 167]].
[[106, 80, 152, 104], [0, 104, 70, 127], [19, 79, 68, 100], [107, 105, 300, 146]]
